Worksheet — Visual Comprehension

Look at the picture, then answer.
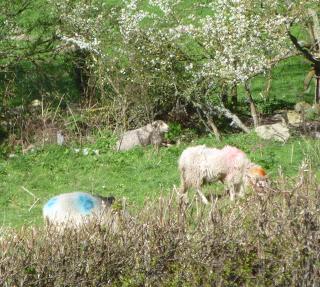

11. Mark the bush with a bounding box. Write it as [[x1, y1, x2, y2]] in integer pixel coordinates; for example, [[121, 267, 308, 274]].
[[1, 163, 320, 286]]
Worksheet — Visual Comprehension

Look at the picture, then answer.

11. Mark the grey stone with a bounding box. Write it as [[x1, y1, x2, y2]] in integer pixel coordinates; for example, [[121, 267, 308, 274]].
[[255, 123, 290, 142], [287, 111, 302, 126]]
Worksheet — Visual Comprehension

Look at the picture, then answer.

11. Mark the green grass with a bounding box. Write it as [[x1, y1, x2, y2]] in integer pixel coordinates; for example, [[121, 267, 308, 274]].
[[1, 132, 319, 228], [236, 56, 314, 115]]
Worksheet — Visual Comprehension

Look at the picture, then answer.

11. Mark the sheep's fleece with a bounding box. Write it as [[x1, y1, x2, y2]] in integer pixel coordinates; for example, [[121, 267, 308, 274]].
[[116, 120, 169, 151], [43, 192, 115, 228], [178, 145, 267, 202]]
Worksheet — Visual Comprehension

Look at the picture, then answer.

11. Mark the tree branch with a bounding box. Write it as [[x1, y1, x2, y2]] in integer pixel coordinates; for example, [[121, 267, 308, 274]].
[[288, 23, 320, 65]]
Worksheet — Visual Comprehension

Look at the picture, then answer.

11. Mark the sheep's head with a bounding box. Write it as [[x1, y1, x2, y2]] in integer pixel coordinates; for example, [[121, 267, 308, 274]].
[[100, 196, 116, 208], [152, 120, 169, 133], [244, 165, 269, 192]]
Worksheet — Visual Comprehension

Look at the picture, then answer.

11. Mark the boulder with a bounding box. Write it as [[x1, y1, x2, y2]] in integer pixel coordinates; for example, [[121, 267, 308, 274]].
[[294, 101, 312, 113], [255, 122, 290, 142], [312, 104, 320, 114], [287, 111, 302, 126]]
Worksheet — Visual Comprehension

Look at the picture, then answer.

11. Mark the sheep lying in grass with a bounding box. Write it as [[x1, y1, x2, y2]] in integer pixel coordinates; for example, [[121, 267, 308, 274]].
[[43, 192, 116, 229], [178, 145, 268, 203], [116, 120, 169, 151]]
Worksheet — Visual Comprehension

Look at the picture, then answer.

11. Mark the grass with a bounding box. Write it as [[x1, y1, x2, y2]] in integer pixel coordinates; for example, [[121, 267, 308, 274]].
[[1, 131, 319, 228], [237, 55, 315, 116]]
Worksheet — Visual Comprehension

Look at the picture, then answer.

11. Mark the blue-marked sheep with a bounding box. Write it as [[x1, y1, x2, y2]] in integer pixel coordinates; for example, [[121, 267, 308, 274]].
[[178, 145, 268, 203], [43, 192, 116, 228], [116, 120, 169, 151]]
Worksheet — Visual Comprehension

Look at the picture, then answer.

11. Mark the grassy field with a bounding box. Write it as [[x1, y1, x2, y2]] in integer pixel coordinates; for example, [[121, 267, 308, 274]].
[[0, 51, 318, 228], [1, 130, 319, 228]]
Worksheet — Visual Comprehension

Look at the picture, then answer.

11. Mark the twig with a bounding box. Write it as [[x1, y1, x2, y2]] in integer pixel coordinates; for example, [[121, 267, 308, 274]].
[[21, 186, 36, 198], [28, 198, 40, 212], [52, 94, 65, 123], [21, 186, 40, 212]]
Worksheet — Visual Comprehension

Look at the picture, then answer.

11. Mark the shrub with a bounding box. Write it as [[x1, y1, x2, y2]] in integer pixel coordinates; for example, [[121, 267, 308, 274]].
[[1, 164, 320, 286]]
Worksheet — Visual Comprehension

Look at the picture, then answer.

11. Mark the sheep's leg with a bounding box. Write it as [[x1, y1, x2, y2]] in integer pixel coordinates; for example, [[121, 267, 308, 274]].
[[178, 191, 189, 205], [229, 185, 235, 201], [177, 180, 189, 205], [196, 188, 209, 205], [238, 184, 245, 198]]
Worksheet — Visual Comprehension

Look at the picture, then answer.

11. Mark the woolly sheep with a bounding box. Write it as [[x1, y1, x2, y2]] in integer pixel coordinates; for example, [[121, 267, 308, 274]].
[[178, 145, 268, 203], [43, 192, 116, 229], [116, 120, 169, 151]]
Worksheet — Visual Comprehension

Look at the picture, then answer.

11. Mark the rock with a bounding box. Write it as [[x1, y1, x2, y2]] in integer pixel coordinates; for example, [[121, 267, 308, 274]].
[[295, 101, 312, 113], [305, 108, 319, 121], [271, 113, 287, 124], [312, 104, 320, 114], [255, 123, 290, 142], [56, 131, 65, 145], [287, 111, 302, 126], [33, 127, 67, 146], [313, 131, 320, 139]]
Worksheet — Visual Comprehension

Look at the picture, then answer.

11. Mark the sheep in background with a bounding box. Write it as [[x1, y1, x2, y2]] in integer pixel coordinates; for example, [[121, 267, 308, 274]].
[[43, 192, 116, 229], [116, 120, 169, 151], [178, 145, 268, 203]]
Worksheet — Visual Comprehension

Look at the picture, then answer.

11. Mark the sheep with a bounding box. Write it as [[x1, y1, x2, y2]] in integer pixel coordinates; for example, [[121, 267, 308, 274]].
[[178, 145, 268, 203], [116, 120, 169, 151], [43, 192, 116, 229]]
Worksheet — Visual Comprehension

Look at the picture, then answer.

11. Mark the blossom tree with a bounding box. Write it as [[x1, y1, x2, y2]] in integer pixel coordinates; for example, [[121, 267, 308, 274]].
[[119, 0, 318, 130], [46, 0, 319, 132]]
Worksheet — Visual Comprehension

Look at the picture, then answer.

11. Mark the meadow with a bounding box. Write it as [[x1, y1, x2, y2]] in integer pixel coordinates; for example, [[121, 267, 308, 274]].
[[1, 49, 318, 228], [1, 130, 319, 228], [0, 52, 318, 228]]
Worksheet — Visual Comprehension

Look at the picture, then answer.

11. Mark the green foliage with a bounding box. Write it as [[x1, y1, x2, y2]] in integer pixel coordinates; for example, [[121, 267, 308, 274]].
[[165, 122, 182, 142]]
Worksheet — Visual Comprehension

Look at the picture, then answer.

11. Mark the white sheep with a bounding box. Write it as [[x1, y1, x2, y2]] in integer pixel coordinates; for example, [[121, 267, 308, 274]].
[[43, 192, 116, 229], [116, 120, 169, 151], [178, 145, 267, 203]]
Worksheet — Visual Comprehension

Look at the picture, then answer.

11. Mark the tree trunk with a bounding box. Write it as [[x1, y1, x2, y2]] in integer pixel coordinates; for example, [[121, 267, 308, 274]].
[[195, 107, 221, 141], [74, 49, 89, 98], [308, 9, 320, 51], [316, 72, 320, 104], [207, 117, 221, 142], [231, 84, 238, 108], [308, 8, 320, 103], [244, 81, 260, 127], [220, 85, 228, 106], [214, 104, 250, 133], [263, 70, 272, 101]]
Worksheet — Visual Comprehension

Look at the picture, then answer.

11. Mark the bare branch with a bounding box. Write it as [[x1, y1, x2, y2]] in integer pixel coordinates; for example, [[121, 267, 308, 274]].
[[288, 23, 320, 64], [213, 104, 250, 133]]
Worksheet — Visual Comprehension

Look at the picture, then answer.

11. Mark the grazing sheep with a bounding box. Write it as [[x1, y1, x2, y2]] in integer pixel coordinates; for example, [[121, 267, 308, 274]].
[[116, 120, 169, 151], [178, 145, 267, 203], [43, 192, 116, 228]]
